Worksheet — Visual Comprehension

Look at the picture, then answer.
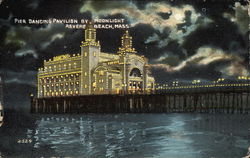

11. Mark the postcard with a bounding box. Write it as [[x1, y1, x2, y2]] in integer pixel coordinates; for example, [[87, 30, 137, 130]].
[[0, 0, 249, 158]]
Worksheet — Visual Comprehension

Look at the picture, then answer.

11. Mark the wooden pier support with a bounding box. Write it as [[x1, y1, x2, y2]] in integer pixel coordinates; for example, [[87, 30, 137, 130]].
[[31, 90, 250, 114]]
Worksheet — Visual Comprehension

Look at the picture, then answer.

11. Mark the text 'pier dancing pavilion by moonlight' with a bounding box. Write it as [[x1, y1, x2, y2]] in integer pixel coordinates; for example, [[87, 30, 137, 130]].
[[37, 21, 155, 98]]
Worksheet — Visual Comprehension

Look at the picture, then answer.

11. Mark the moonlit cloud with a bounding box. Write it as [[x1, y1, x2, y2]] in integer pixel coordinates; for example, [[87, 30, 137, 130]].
[[15, 49, 38, 58], [150, 63, 173, 72], [173, 47, 238, 71], [5, 24, 66, 58], [80, 1, 212, 47], [223, 2, 249, 34], [219, 61, 249, 77], [151, 46, 247, 77], [4, 70, 37, 86], [27, 0, 40, 10], [41, 32, 65, 49]]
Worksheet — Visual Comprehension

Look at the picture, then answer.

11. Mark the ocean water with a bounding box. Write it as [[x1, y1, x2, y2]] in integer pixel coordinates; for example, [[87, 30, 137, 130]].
[[0, 111, 249, 158]]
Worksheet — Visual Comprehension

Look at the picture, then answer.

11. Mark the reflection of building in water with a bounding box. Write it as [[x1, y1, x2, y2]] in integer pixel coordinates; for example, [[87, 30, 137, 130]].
[[33, 117, 129, 157], [37, 22, 155, 97]]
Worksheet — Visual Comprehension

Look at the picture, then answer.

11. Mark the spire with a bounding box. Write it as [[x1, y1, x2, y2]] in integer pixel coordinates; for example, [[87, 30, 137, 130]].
[[122, 30, 132, 48], [118, 30, 136, 54], [81, 20, 99, 47], [85, 20, 96, 42]]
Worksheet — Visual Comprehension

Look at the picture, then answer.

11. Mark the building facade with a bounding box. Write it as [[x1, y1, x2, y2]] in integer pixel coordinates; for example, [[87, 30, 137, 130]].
[[37, 22, 155, 98]]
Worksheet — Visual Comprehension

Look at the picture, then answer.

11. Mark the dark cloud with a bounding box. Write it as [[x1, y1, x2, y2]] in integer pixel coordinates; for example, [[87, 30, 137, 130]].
[[83, 1, 130, 12], [223, 2, 249, 35], [157, 11, 172, 20], [177, 10, 192, 33], [131, 24, 158, 57], [1, 24, 70, 71], [151, 59, 229, 84], [3, 70, 36, 86], [182, 18, 247, 56]]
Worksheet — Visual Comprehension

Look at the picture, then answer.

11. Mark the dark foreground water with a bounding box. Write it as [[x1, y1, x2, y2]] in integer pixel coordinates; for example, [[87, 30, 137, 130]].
[[0, 111, 249, 158]]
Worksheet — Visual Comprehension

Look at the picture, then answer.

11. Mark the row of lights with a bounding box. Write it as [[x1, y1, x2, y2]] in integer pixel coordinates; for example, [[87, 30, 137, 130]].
[[42, 81, 80, 87], [43, 91, 79, 97], [155, 83, 250, 90], [238, 76, 250, 80], [40, 62, 79, 72], [156, 76, 250, 88], [44, 88, 74, 92], [40, 74, 80, 83]]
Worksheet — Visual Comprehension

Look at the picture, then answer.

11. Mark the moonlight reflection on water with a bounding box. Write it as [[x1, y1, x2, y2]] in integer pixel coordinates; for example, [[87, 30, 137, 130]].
[[0, 113, 249, 158]]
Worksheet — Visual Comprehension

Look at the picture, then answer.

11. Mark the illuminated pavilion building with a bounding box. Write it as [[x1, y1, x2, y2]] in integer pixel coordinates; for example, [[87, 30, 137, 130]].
[[37, 21, 155, 98]]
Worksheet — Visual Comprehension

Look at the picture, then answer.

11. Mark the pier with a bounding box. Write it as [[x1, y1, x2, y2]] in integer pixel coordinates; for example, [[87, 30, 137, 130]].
[[31, 85, 250, 114]]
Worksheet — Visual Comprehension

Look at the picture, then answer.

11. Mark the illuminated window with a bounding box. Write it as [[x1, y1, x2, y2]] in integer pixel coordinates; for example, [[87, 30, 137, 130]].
[[99, 71, 104, 76], [93, 52, 96, 57], [84, 72, 87, 76], [84, 84, 88, 88], [84, 52, 87, 57]]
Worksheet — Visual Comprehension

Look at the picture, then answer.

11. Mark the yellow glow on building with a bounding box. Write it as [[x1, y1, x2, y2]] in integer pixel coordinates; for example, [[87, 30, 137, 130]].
[[37, 21, 155, 97]]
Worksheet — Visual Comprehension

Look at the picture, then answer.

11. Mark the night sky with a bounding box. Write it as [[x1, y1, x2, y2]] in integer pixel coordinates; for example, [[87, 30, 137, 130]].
[[0, 0, 249, 109]]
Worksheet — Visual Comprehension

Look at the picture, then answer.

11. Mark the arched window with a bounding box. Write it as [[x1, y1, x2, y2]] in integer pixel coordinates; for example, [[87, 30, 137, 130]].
[[129, 68, 142, 77]]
